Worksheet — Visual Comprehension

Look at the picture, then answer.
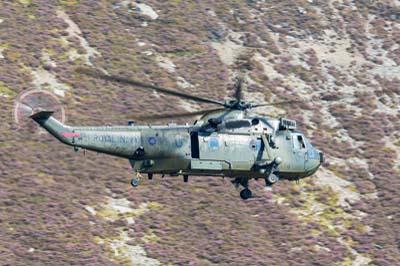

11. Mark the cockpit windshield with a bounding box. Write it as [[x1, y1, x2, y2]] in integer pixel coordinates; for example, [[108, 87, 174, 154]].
[[291, 132, 321, 161]]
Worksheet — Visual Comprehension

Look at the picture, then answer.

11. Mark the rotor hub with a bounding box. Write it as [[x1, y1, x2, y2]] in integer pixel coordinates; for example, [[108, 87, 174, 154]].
[[225, 100, 252, 111]]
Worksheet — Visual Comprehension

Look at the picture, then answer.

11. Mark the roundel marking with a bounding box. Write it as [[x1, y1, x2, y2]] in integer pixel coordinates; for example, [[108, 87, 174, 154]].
[[209, 138, 219, 150], [148, 136, 157, 145]]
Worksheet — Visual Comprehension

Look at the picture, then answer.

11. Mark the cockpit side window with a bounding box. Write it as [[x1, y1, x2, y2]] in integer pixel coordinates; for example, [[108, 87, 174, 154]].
[[293, 134, 306, 150], [298, 135, 306, 149]]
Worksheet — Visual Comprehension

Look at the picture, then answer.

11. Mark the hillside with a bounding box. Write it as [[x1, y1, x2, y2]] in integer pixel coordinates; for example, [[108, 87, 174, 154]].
[[0, 1, 399, 265]]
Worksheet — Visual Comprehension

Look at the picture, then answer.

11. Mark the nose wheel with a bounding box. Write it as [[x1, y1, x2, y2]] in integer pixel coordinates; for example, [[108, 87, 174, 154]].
[[130, 172, 142, 187]]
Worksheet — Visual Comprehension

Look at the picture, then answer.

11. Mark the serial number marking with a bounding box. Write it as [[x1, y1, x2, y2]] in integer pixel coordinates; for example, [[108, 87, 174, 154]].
[[92, 134, 140, 144]]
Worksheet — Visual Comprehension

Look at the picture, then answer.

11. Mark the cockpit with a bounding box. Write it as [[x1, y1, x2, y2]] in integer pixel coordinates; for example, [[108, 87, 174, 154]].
[[293, 134, 306, 150], [292, 132, 323, 164]]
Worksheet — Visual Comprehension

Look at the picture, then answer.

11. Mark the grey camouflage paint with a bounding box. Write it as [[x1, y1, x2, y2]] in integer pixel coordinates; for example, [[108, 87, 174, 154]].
[[31, 109, 322, 181]]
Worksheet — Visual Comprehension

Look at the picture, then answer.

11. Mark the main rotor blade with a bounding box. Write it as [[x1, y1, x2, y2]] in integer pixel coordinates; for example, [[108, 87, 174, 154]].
[[251, 92, 358, 108], [137, 108, 226, 120], [251, 99, 307, 108], [233, 75, 243, 101], [76, 67, 226, 106]]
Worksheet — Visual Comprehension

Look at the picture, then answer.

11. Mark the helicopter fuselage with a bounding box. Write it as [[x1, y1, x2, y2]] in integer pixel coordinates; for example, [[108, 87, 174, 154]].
[[31, 110, 323, 184]]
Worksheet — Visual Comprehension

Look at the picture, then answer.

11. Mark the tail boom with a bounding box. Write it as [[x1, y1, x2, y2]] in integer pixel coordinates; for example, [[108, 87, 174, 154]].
[[30, 110, 141, 158]]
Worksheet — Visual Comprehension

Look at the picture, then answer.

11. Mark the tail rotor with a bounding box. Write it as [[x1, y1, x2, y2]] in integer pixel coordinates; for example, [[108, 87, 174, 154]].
[[14, 89, 65, 128]]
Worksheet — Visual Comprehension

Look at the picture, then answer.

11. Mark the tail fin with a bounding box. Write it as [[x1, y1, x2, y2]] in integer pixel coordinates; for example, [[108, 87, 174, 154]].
[[30, 110, 55, 123]]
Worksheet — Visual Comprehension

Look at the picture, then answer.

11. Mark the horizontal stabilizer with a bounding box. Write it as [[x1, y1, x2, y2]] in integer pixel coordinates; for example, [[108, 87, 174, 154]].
[[30, 110, 55, 121]]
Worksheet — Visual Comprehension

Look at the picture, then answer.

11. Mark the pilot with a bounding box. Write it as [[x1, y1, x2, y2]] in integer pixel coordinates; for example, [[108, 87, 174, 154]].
[[298, 135, 306, 149]]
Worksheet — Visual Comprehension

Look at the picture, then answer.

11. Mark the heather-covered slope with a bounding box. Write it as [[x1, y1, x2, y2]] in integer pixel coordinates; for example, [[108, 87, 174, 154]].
[[1, 1, 399, 265]]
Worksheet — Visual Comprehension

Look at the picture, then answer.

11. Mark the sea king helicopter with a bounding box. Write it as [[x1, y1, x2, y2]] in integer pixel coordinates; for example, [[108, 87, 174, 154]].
[[24, 67, 324, 200]]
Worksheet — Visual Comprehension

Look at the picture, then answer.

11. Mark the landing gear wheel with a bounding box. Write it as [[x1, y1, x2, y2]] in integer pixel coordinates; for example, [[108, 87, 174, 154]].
[[130, 177, 140, 187], [240, 188, 252, 200], [265, 174, 279, 186]]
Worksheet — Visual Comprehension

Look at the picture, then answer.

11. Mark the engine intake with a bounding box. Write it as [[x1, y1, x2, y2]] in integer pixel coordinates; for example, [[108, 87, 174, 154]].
[[279, 118, 296, 130]]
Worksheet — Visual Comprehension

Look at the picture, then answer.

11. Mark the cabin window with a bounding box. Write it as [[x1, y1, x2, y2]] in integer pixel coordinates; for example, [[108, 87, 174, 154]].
[[293, 134, 306, 150]]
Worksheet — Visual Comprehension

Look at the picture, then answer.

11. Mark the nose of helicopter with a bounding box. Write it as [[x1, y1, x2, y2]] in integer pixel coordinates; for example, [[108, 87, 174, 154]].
[[319, 151, 325, 165], [313, 151, 324, 172], [306, 150, 324, 176]]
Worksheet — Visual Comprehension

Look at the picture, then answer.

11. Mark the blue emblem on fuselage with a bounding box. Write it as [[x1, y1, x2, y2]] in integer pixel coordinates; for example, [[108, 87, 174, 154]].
[[175, 136, 183, 148], [209, 138, 219, 150], [148, 136, 157, 145]]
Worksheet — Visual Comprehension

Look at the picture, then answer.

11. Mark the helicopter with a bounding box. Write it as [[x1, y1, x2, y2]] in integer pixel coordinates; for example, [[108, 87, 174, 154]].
[[26, 67, 324, 200]]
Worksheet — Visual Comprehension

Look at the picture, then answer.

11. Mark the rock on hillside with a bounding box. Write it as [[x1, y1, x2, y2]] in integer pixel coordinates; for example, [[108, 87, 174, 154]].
[[0, 1, 399, 265]]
